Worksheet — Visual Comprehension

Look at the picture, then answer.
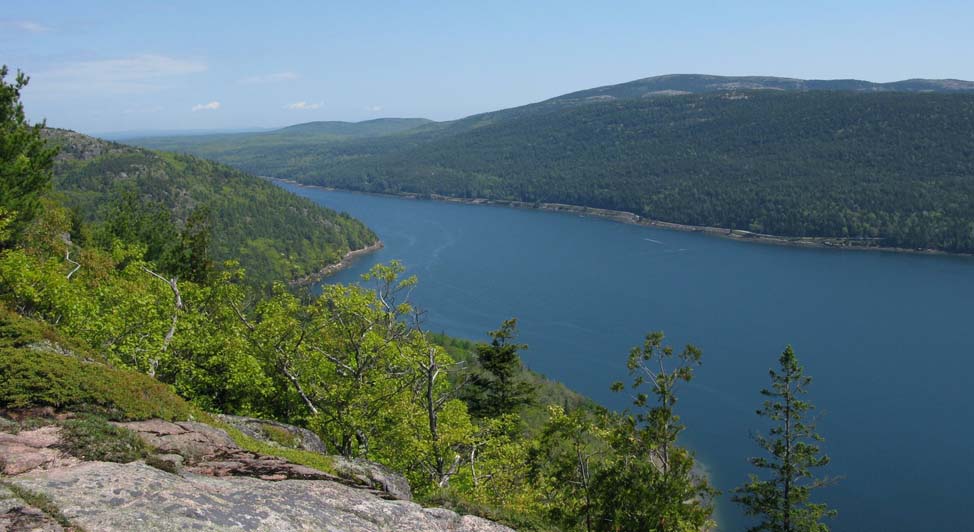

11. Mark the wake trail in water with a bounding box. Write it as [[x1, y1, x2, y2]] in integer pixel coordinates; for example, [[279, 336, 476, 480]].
[[644, 238, 664, 244]]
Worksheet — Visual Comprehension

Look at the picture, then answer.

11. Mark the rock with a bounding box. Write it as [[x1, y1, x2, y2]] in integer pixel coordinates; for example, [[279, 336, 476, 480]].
[[217, 414, 327, 454], [8, 461, 514, 532], [145, 453, 183, 474], [119, 420, 236, 461], [0, 427, 77, 476], [119, 419, 413, 500], [330, 456, 413, 502], [0, 485, 66, 532]]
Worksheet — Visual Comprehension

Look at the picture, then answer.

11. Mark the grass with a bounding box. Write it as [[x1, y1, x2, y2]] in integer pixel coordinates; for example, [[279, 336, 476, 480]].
[[57, 414, 147, 463], [260, 423, 301, 448], [0, 480, 87, 532], [207, 417, 336, 475]]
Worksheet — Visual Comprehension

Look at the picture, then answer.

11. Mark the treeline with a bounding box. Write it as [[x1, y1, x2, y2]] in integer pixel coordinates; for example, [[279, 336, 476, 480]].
[[144, 90, 974, 253], [2, 67, 838, 531], [44, 128, 377, 285]]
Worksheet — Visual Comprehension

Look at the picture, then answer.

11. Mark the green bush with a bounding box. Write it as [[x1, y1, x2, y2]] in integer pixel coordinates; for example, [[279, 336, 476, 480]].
[[0, 308, 199, 421], [58, 414, 147, 463]]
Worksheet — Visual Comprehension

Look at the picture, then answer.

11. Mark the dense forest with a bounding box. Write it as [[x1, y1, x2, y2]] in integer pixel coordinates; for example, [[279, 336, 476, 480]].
[[136, 78, 974, 254], [44, 128, 377, 285], [3, 68, 838, 530]]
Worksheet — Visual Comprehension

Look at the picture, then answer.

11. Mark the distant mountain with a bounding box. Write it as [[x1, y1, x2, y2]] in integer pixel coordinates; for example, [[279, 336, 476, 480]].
[[96, 127, 275, 141], [547, 74, 974, 103], [45, 128, 377, 284], [273, 118, 434, 138], [130, 75, 974, 253], [129, 117, 434, 171]]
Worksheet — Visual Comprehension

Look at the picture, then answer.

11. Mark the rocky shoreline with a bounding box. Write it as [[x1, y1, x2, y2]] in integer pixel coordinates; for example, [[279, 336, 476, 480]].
[[273, 178, 973, 258], [289, 240, 384, 287]]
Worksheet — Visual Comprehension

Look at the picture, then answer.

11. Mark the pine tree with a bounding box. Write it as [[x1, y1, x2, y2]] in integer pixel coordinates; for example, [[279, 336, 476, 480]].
[[734, 346, 837, 532], [465, 318, 535, 418], [0, 66, 58, 246]]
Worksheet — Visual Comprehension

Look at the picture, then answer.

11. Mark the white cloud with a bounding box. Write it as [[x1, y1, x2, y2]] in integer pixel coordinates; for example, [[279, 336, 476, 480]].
[[1, 20, 52, 33], [285, 101, 323, 110], [32, 54, 207, 95], [191, 101, 221, 112], [239, 71, 298, 84], [365, 105, 383, 112]]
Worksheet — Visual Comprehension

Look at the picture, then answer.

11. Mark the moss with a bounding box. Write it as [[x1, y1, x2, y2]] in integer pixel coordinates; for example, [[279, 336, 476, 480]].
[[0, 480, 87, 532], [260, 423, 301, 448], [207, 418, 336, 475], [57, 414, 147, 463], [0, 309, 200, 421]]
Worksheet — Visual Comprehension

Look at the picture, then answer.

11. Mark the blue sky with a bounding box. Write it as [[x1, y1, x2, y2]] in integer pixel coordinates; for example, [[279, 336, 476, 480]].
[[4, 0, 973, 134]]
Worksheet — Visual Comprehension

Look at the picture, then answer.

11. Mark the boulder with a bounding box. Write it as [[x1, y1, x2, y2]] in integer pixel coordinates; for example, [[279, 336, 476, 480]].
[[217, 415, 327, 454], [9, 461, 514, 532], [0, 427, 77, 476], [330, 455, 413, 502]]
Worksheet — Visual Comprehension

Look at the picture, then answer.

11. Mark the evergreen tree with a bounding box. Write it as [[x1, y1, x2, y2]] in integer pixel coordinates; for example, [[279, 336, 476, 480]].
[[733, 346, 837, 532], [0, 66, 58, 246], [466, 318, 535, 418]]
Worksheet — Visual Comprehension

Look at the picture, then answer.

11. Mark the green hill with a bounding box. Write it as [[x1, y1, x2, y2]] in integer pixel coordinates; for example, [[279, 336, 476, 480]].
[[44, 128, 377, 284], [129, 75, 974, 253]]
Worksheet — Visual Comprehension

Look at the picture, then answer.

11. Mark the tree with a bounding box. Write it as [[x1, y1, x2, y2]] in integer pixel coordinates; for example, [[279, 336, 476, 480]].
[[733, 345, 837, 532], [590, 331, 715, 532], [465, 318, 535, 418], [0, 66, 58, 246]]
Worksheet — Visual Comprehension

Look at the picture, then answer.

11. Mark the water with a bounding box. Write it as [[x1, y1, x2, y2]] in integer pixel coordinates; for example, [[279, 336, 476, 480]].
[[280, 183, 974, 531]]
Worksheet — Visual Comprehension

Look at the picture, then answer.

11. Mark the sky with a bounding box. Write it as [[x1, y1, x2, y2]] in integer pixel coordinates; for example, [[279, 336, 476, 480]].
[[3, 0, 973, 135]]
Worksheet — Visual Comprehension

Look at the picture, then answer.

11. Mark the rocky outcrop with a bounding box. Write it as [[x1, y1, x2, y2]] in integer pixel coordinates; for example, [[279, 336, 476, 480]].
[[0, 427, 78, 476], [9, 462, 511, 532], [0, 416, 513, 532], [217, 415, 327, 454], [117, 419, 413, 500], [118, 420, 361, 485], [329, 455, 414, 502], [0, 485, 65, 532]]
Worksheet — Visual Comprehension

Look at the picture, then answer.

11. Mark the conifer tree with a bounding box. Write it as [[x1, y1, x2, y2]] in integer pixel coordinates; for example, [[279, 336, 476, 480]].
[[466, 318, 535, 418], [0, 66, 57, 246], [734, 346, 837, 532]]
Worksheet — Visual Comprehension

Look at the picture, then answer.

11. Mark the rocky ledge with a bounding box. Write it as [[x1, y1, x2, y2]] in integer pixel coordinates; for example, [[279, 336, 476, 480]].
[[0, 418, 512, 532]]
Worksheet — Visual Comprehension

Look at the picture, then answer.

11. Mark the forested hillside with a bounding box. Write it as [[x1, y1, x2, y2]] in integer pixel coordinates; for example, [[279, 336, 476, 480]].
[[44, 128, 377, 284], [3, 65, 846, 532], [133, 75, 974, 254]]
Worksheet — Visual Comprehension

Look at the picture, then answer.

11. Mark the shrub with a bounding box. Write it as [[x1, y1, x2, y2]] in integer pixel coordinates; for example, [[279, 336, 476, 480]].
[[58, 414, 147, 463], [0, 307, 199, 421]]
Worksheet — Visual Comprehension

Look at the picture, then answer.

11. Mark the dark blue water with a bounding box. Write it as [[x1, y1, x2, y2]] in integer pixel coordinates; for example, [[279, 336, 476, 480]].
[[281, 183, 974, 532]]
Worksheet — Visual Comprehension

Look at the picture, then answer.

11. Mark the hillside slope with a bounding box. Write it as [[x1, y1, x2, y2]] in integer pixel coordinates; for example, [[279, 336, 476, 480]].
[[128, 75, 974, 253], [44, 128, 377, 284]]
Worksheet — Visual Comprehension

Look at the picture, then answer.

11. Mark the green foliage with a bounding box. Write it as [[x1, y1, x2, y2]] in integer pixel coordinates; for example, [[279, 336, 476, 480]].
[[0, 66, 58, 247], [58, 414, 148, 462], [595, 331, 715, 532], [0, 307, 198, 421], [46, 128, 377, 285], [733, 346, 836, 532], [464, 319, 535, 418]]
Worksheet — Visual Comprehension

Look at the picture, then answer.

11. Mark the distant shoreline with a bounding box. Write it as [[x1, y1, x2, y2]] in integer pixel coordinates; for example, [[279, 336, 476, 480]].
[[272, 178, 973, 259], [289, 240, 384, 286]]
